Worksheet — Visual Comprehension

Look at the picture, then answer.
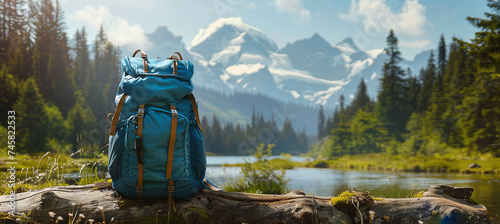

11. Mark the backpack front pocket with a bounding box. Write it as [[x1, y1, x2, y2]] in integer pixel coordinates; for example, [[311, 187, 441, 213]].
[[141, 107, 190, 182]]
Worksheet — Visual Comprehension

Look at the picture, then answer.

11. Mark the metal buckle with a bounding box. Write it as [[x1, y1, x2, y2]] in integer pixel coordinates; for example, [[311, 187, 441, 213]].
[[136, 185, 143, 193], [168, 185, 175, 193], [171, 109, 178, 118], [137, 108, 145, 118]]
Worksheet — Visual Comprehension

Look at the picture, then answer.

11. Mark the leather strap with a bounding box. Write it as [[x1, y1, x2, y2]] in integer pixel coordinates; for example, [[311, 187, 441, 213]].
[[173, 61, 177, 75], [166, 105, 178, 196], [132, 49, 148, 73], [109, 93, 129, 136], [188, 94, 203, 131], [132, 49, 147, 58], [136, 104, 145, 198], [169, 52, 183, 60], [168, 52, 182, 75]]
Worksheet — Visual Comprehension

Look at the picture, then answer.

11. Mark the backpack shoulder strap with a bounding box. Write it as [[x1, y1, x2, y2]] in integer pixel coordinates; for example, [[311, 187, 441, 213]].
[[188, 93, 203, 131], [109, 93, 129, 136]]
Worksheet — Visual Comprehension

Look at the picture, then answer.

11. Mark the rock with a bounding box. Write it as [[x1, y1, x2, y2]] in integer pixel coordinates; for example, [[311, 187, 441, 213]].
[[468, 163, 481, 168]]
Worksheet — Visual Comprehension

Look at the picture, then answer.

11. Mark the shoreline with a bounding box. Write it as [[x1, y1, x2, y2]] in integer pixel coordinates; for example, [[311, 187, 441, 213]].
[[219, 152, 500, 175]]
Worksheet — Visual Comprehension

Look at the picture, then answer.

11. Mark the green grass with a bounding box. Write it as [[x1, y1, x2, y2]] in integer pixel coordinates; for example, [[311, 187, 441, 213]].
[[223, 157, 299, 170], [224, 152, 500, 175], [0, 149, 108, 195], [310, 153, 500, 173], [269, 158, 299, 170]]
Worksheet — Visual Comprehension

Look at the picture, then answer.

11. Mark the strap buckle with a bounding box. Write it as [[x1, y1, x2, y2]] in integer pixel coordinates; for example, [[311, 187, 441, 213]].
[[136, 185, 143, 193], [137, 108, 145, 118], [168, 185, 175, 193], [171, 109, 178, 118]]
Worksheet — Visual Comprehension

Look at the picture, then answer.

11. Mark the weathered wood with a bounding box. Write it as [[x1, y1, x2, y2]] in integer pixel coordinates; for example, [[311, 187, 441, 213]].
[[0, 183, 490, 223]]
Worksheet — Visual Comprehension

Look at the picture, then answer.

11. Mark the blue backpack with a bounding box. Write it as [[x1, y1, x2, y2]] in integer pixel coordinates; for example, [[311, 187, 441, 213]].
[[108, 50, 206, 202]]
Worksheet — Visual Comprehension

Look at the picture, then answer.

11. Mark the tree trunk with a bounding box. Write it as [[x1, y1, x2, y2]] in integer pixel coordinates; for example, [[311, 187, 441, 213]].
[[0, 183, 490, 223]]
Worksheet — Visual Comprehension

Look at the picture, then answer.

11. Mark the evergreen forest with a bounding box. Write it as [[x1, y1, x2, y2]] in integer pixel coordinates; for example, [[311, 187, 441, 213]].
[[312, 0, 499, 158], [0, 0, 308, 156]]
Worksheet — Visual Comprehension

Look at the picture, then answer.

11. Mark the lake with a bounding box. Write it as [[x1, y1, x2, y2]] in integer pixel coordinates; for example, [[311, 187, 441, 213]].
[[206, 156, 500, 222]]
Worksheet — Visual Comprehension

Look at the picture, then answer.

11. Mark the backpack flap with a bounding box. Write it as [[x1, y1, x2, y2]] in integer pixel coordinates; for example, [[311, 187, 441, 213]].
[[118, 56, 195, 105], [121, 57, 194, 80]]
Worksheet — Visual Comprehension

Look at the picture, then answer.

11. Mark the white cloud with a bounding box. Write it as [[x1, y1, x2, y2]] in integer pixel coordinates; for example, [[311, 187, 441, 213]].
[[340, 0, 427, 37], [400, 39, 431, 49], [275, 0, 310, 23], [73, 5, 152, 50], [74, 5, 111, 29]]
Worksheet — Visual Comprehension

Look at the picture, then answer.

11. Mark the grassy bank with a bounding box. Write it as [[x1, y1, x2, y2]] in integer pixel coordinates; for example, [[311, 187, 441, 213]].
[[307, 153, 500, 173], [0, 150, 107, 194], [222, 152, 500, 174]]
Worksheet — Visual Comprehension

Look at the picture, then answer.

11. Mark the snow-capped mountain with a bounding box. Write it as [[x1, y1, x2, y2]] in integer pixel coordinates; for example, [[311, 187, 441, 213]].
[[138, 17, 429, 110]]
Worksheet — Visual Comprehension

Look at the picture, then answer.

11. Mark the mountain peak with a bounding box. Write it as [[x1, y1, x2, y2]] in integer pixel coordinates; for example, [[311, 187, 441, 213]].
[[336, 37, 361, 52], [190, 17, 273, 49], [308, 32, 330, 47]]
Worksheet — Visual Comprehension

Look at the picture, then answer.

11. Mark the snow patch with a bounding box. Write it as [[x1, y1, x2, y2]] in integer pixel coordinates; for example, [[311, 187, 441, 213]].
[[226, 63, 266, 76], [303, 86, 342, 105], [337, 44, 356, 55], [239, 53, 265, 64], [220, 72, 230, 83], [189, 17, 274, 50], [289, 90, 301, 99], [210, 45, 241, 65], [346, 58, 373, 78], [367, 48, 384, 58]]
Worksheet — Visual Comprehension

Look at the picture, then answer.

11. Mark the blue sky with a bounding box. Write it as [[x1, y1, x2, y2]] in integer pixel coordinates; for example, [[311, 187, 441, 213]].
[[61, 0, 489, 60]]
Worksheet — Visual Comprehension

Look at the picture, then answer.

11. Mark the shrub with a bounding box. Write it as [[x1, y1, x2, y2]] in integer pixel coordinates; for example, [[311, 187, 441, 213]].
[[225, 144, 289, 194]]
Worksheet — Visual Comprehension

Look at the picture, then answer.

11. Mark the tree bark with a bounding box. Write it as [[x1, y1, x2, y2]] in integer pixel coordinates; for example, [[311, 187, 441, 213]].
[[0, 183, 490, 223]]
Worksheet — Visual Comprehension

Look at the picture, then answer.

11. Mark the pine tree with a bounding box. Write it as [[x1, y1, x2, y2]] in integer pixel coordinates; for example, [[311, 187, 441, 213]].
[[456, 0, 500, 154], [317, 105, 326, 140], [0, 66, 18, 125], [101, 40, 120, 112], [47, 0, 74, 114], [423, 41, 449, 141], [376, 30, 409, 139], [351, 78, 371, 112], [65, 90, 97, 151], [30, 0, 57, 98], [251, 106, 257, 129], [329, 115, 351, 157], [441, 41, 473, 147], [8, 32, 33, 80], [0, 0, 26, 62], [438, 34, 447, 77], [211, 115, 223, 154], [89, 25, 109, 119], [279, 118, 299, 155], [349, 110, 387, 154], [298, 128, 308, 153], [14, 78, 49, 153], [201, 115, 211, 153], [417, 51, 436, 112], [73, 27, 91, 92], [329, 95, 351, 156], [405, 68, 420, 113]]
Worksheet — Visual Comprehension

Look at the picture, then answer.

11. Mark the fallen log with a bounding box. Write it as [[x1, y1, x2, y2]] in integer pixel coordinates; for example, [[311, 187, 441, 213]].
[[0, 183, 490, 223]]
